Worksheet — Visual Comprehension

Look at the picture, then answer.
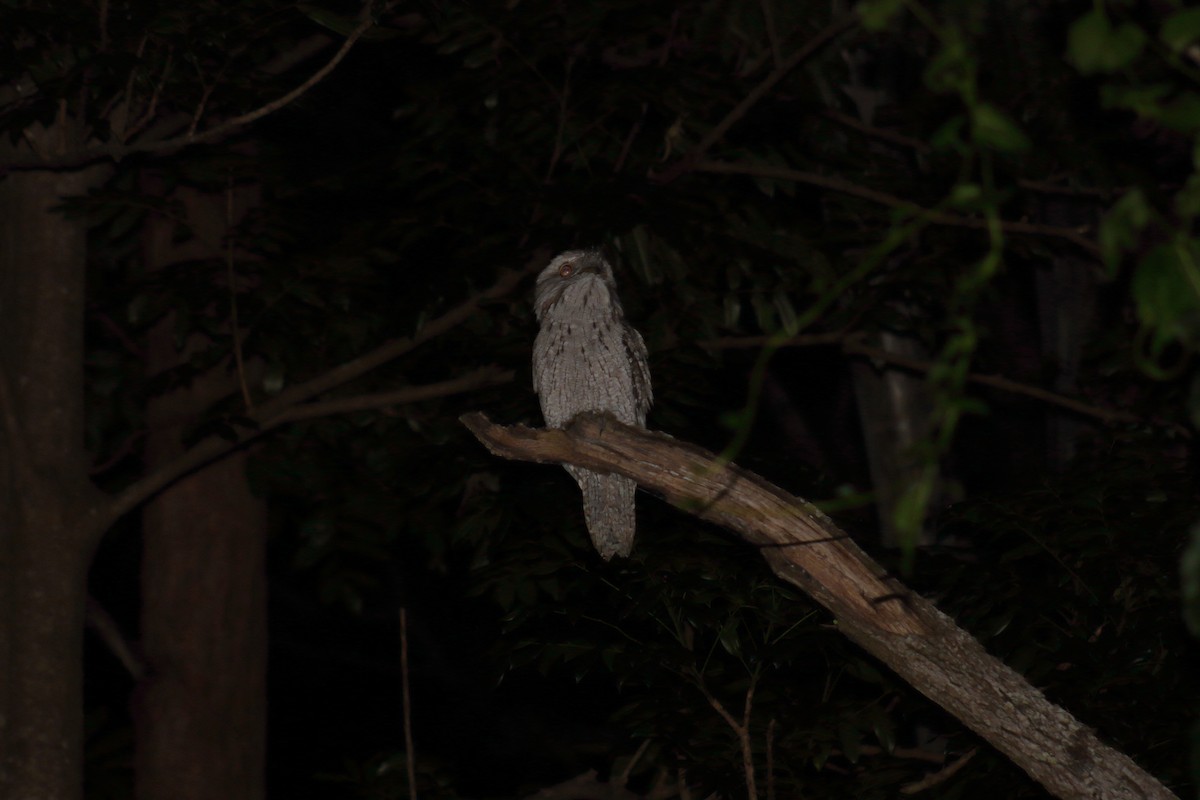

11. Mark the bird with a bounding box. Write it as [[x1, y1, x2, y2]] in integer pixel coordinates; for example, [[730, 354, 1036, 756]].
[[532, 249, 652, 559]]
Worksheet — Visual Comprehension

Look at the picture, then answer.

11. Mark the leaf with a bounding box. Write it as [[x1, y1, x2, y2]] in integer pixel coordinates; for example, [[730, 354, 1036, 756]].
[[1161, 7, 1200, 54], [1156, 92, 1200, 133], [1131, 240, 1200, 353], [1067, 9, 1146, 75], [971, 104, 1030, 152], [297, 3, 397, 40], [722, 294, 742, 328], [717, 618, 742, 657], [1100, 83, 1173, 118], [856, 0, 904, 32], [948, 182, 983, 209], [929, 115, 967, 152], [1098, 189, 1151, 275], [1175, 173, 1200, 219], [924, 38, 973, 95]]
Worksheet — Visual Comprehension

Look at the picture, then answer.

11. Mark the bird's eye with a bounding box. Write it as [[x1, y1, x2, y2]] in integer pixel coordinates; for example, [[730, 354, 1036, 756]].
[[558, 261, 575, 278]]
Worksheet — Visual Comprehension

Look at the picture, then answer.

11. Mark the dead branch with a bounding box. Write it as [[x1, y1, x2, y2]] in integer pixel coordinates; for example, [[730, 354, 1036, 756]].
[[459, 412, 1178, 800]]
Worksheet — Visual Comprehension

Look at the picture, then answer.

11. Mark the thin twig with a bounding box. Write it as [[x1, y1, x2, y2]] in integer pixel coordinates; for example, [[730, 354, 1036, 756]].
[[618, 739, 653, 787], [125, 47, 173, 140], [89, 429, 148, 475], [900, 748, 977, 794], [86, 595, 148, 681], [187, 80, 218, 139], [842, 339, 1141, 426], [653, 15, 857, 183], [821, 108, 930, 153], [614, 103, 646, 174], [542, 54, 574, 183], [98, 0, 110, 52], [695, 674, 758, 800], [765, 718, 776, 800], [400, 608, 418, 800], [759, 0, 783, 69], [705, 331, 1145, 428], [703, 332, 846, 350], [272, 366, 513, 424], [693, 159, 1101, 255], [225, 177, 253, 412], [104, 257, 540, 525], [2, 1, 377, 170], [1016, 178, 1124, 199]]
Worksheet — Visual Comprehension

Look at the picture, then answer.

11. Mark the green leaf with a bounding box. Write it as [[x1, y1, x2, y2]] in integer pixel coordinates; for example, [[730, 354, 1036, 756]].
[[1098, 189, 1151, 274], [1067, 9, 1146, 75], [1156, 92, 1200, 133], [924, 38, 973, 95], [971, 104, 1031, 152], [929, 115, 967, 152], [1131, 240, 1200, 352], [948, 182, 983, 208], [717, 618, 742, 657], [1175, 173, 1200, 219], [1100, 83, 1173, 116], [856, 0, 904, 31], [723, 294, 742, 328], [1161, 7, 1200, 53]]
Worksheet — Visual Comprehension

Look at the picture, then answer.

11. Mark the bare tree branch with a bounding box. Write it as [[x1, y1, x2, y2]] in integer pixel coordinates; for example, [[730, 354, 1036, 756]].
[[821, 108, 931, 153], [272, 366, 513, 425], [652, 16, 857, 184], [703, 332, 1147, 429], [459, 413, 1178, 800], [692, 159, 1101, 255], [2, 3, 378, 171], [101, 255, 540, 526]]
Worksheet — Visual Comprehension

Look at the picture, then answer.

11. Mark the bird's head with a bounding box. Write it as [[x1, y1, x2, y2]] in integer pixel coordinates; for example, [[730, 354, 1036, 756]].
[[534, 249, 618, 320]]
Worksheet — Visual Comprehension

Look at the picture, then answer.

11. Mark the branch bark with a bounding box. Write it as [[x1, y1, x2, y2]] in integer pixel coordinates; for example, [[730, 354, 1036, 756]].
[[459, 412, 1178, 800]]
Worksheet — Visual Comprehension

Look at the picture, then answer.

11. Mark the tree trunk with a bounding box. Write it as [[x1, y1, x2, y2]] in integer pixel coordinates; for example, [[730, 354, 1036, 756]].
[[133, 184, 268, 800], [461, 412, 1178, 800], [0, 130, 109, 800], [135, 450, 267, 800]]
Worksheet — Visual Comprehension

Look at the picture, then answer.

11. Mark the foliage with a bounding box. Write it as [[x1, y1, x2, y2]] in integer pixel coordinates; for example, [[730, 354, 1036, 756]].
[[3, 0, 1199, 796]]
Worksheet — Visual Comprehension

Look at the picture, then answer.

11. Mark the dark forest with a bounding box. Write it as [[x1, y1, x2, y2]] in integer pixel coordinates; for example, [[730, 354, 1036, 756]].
[[1, 1, 1198, 799]]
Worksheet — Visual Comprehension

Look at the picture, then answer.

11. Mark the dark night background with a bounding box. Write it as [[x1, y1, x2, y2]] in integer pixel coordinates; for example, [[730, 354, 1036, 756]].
[[3, 1, 1200, 798]]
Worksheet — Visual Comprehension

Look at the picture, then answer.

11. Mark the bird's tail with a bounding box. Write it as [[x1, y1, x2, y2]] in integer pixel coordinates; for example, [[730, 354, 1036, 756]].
[[567, 466, 637, 559]]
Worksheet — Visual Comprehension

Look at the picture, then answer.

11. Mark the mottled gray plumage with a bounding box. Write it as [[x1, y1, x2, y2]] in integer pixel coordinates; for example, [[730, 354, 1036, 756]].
[[532, 249, 652, 559]]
